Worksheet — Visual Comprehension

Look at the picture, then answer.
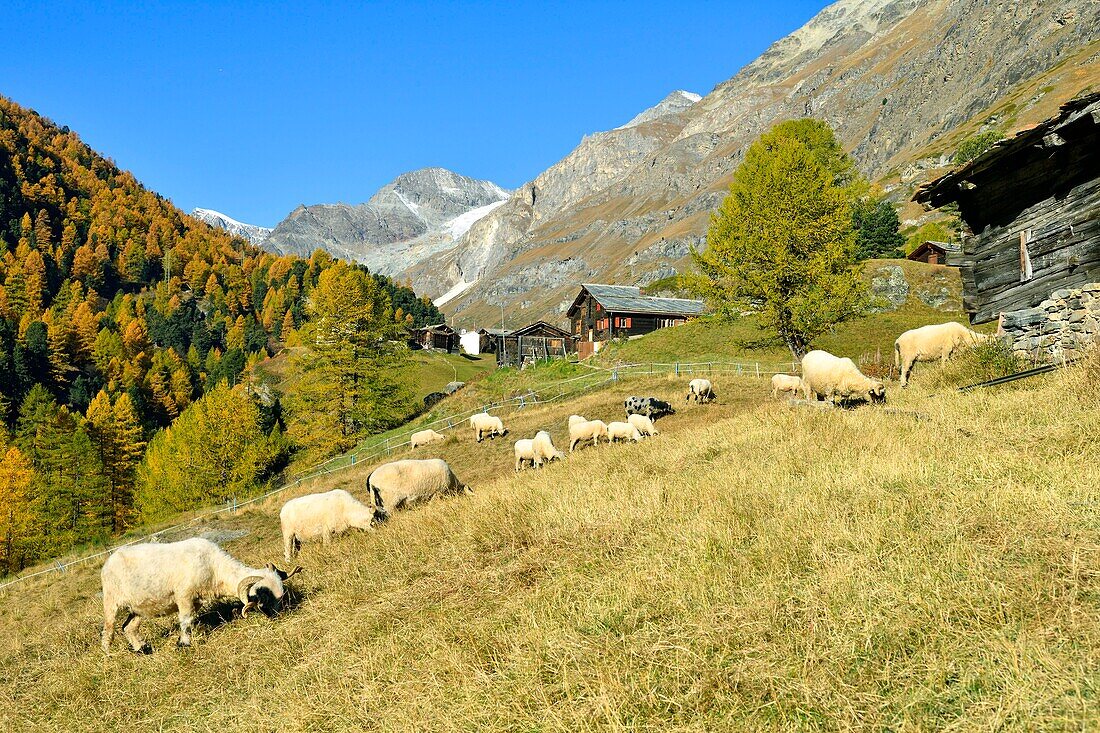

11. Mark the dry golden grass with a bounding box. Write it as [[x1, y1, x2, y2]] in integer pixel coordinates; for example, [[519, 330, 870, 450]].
[[2, 364, 1100, 731]]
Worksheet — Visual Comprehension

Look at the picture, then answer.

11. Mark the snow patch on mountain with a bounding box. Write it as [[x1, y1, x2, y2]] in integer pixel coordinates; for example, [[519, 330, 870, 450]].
[[616, 90, 702, 129], [445, 199, 509, 240], [433, 277, 477, 307]]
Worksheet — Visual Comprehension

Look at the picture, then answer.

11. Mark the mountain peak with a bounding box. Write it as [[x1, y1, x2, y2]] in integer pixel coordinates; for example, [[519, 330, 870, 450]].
[[616, 89, 702, 130], [190, 208, 273, 245]]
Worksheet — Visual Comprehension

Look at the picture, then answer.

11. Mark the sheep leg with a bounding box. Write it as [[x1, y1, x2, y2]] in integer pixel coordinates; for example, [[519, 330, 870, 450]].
[[122, 613, 150, 654], [900, 357, 914, 388], [514, 457, 522, 472], [283, 530, 297, 562], [569, 438, 578, 453], [175, 596, 196, 647], [101, 599, 118, 653]]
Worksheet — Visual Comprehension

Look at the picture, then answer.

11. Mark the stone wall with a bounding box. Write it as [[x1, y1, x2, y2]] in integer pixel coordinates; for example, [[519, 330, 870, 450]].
[[999, 283, 1100, 361]]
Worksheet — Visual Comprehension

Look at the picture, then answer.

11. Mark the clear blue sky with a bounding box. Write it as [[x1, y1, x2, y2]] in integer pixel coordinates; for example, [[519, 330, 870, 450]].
[[1, 1, 828, 226]]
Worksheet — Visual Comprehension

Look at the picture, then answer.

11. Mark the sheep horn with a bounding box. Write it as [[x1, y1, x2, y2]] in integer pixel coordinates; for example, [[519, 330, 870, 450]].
[[276, 565, 303, 581], [237, 575, 264, 606], [240, 601, 259, 618]]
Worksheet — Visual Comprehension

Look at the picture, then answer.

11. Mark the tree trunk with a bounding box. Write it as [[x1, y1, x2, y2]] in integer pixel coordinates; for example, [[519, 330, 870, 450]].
[[783, 331, 810, 362]]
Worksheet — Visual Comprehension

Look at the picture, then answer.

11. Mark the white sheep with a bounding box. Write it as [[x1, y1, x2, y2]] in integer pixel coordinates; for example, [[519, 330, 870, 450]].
[[469, 412, 508, 443], [280, 489, 377, 561], [607, 421, 643, 443], [101, 538, 301, 653], [367, 458, 470, 517], [686, 378, 716, 403], [894, 322, 991, 387], [569, 418, 608, 453], [410, 429, 447, 449], [568, 414, 587, 427], [532, 430, 564, 464], [801, 349, 886, 406], [627, 413, 658, 437], [771, 374, 807, 399]]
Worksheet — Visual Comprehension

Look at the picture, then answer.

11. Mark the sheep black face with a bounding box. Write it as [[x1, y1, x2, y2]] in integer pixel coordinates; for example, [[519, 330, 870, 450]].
[[868, 383, 887, 404], [240, 565, 302, 618]]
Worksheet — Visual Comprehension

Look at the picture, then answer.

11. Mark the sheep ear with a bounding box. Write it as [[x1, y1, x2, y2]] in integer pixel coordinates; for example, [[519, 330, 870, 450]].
[[266, 562, 277, 572], [276, 566, 303, 581]]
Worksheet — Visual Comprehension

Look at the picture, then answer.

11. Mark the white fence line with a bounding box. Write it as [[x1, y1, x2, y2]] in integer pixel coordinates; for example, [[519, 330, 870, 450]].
[[0, 359, 782, 592]]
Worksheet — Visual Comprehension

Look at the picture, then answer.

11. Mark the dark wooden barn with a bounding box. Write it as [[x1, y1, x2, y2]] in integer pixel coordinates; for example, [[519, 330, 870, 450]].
[[412, 323, 458, 353], [476, 327, 512, 356], [907, 240, 959, 266], [566, 283, 706, 357], [914, 93, 1100, 325], [497, 321, 576, 367]]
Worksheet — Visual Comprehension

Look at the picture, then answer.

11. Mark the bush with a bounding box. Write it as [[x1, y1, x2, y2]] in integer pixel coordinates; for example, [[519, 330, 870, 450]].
[[914, 337, 1021, 390], [954, 130, 1004, 164]]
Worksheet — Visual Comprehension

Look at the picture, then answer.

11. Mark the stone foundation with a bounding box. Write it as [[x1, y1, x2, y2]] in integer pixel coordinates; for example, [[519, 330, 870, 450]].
[[999, 283, 1100, 361]]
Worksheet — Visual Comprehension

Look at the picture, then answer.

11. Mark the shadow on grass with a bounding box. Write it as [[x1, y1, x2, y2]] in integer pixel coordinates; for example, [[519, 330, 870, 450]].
[[191, 583, 310, 637]]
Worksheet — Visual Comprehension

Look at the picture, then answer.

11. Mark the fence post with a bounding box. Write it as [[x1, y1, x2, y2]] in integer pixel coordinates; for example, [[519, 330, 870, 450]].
[[755, 363, 760, 378], [675, 363, 679, 377]]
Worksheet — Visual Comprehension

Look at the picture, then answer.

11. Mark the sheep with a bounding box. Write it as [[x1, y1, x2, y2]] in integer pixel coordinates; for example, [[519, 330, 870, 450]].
[[607, 421, 643, 443], [627, 413, 658, 437], [568, 414, 587, 427], [101, 538, 301, 654], [367, 458, 470, 517], [569, 418, 608, 453], [410, 429, 447, 449], [280, 489, 377, 562], [894, 322, 992, 387], [624, 396, 675, 419], [532, 430, 565, 464], [514, 439, 538, 471], [686, 378, 716, 403], [771, 374, 808, 399], [469, 412, 508, 443], [801, 349, 886, 406]]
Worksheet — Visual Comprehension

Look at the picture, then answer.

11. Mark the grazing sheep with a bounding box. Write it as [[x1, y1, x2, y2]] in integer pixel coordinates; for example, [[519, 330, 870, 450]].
[[895, 322, 992, 387], [532, 430, 565, 464], [280, 489, 377, 561], [469, 412, 508, 443], [568, 414, 587, 427], [627, 413, 658, 437], [514, 438, 538, 471], [624, 396, 676, 419], [801, 349, 886, 406], [686, 378, 716, 403], [410, 429, 447, 449], [569, 419, 608, 453], [101, 538, 300, 654], [771, 374, 807, 399], [367, 458, 470, 517], [607, 421, 643, 443]]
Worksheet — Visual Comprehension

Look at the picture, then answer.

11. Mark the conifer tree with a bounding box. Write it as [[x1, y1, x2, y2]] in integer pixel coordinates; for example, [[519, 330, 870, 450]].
[[691, 119, 869, 360], [0, 445, 36, 572]]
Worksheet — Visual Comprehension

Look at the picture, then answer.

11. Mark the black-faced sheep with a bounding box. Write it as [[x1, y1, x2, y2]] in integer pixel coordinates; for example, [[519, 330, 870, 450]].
[[771, 374, 807, 399], [801, 349, 886, 406], [686, 378, 716, 403], [100, 538, 300, 653], [367, 458, 470, 517], [280, 489, 377, 561], [894, 322, 991, 387], [410, 429, 447, 449], [469, 412, 508, 443]]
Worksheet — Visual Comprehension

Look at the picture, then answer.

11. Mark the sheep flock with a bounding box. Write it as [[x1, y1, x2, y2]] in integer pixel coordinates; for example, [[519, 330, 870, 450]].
[[99, 321, 988, 653]]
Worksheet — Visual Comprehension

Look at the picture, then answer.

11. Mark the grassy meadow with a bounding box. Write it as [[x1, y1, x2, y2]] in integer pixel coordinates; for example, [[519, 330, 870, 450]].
[[2, 347, 1100, 730]]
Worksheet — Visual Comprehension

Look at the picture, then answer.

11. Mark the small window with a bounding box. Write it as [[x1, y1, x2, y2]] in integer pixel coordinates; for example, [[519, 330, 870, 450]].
[[1019, 229, 1033, 282], [623, 317, 632, 328]]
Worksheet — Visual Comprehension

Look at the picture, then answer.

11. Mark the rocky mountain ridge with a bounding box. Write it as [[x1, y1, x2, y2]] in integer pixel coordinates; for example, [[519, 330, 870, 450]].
[[260, 167, 510, 276], [190, 208, 273, 245], [415, 0, 1099, 328]]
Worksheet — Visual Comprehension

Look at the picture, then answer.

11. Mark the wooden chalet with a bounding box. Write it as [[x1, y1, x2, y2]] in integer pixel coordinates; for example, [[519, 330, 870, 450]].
[[476, 327, 512, 355], [411, 323, 458, 353], [906, 240, 959, 266], [497, 321, 576, 367], [914, 93, 1100, 324], [567, 283, 706, 357]]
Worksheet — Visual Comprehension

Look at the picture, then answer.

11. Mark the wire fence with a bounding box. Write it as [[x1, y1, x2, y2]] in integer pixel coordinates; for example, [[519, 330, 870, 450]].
[[0, 359, 787, 593]]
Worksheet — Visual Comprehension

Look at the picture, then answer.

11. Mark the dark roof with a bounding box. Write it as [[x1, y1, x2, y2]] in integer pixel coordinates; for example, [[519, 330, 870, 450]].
[[915, 92, 1100, 207], [907, 240, 960, 258], [478, 327, 513, 336], [568, 283, 706, 318], [416, 323, 456, 335], [511, 320, 573, 338]]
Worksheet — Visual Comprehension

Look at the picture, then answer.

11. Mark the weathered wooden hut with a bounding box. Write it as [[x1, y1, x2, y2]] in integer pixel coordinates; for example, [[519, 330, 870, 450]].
[[411, 323, 458, 353], [476, 327, 512, 356], [567, 284, 706, 357], [914, 93, 1100, 326], [497, 321, 576, 367], [906, 240, 959, 266]]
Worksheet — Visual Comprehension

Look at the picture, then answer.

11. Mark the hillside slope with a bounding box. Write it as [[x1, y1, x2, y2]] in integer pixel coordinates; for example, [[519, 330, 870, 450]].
[[2, 353, 1099, 729], [422, 0, 1099, 326]]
